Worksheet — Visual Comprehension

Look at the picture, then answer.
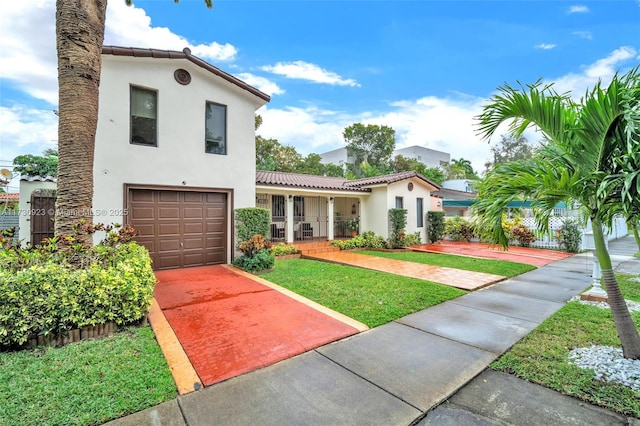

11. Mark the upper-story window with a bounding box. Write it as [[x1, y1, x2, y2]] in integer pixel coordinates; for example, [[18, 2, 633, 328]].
[[130, 86, 157, 146], [205, 102, 227, 155]]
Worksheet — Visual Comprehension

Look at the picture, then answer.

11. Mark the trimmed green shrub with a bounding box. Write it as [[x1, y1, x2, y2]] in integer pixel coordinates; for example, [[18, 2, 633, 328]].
[[388, 208, 408, 249], [235, 208, 270, 244], [332, 231, 387, 250], [557, 218, 582, 253], [232, 250, 275, 272], [427, 211, 445, 243], [444, 216, 475, 242], [403, 232, 422, 246], [270, 243, 298, 256], [0, 242, 155, 347]]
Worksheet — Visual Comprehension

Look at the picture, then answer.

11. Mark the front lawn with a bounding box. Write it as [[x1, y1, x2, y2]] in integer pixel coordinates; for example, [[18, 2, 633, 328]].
[[358, 250, 535, 277], [0, 326, 176, 426], [262, 258, 466, 327], [491, 274, 640, 417]]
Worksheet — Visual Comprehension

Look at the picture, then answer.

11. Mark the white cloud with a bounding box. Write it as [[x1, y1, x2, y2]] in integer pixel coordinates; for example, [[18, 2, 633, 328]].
[[261, 61, 360, 87], [105, 1, 237, 62], [236, 73, 285, 96], [551, 46, 638, 96], [0, 0, 238, 106], [572, 31, 592, 40], [534, 43, 557, 50], [568, 5, 589, 13], [258, 94, 494, 174], [0, 105, 58, 191]]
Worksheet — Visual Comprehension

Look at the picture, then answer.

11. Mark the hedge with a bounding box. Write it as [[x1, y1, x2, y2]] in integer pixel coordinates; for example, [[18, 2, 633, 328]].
[[0, 243, 155, 347], [235, 208, 270, 244]]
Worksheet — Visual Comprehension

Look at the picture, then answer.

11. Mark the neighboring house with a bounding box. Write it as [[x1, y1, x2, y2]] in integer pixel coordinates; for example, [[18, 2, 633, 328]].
[[255, 170, 440, 243], [441, 179, 477, 193], [19, 46, 270, 270], [319, 145, 450, 169], [432, 187, 477, 217]]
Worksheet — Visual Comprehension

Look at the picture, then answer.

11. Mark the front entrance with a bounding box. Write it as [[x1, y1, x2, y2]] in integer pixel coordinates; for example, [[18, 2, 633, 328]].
[[129, 189, 227, 270]]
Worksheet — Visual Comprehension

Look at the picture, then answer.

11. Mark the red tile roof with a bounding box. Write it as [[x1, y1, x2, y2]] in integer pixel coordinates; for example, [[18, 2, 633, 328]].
[[344, 170, 440, 189], [256, 170, 441, 192], [256, 171, 367, 192], [0, 193, 19, 201], [102, 46, 270, 103]]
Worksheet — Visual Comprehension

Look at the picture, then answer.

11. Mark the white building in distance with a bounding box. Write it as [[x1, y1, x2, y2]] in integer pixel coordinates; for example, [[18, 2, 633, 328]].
[[320, 145, 450, 169]]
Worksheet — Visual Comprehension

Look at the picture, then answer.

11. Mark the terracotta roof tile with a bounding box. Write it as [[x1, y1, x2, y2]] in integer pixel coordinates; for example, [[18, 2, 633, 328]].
[[345, 170, 441, 190], [256, 171, 367, 192], [0, 193, 19, 201], [102, 46, 270, 103]]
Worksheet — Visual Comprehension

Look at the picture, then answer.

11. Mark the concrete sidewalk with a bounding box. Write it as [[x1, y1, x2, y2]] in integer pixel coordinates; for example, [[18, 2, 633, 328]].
[[107, 237, 639, 426]]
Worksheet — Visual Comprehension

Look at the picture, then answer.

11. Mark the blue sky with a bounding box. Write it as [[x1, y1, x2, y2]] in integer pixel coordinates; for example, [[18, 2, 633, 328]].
[[1, 0, 639, 192]]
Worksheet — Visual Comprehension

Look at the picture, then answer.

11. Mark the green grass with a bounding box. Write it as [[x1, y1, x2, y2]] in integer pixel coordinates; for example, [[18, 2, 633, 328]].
[[491, 274, 640, 417], [358, 250, 536, 277], [0, 326, 176, 426], [262, 258, 466, 327]]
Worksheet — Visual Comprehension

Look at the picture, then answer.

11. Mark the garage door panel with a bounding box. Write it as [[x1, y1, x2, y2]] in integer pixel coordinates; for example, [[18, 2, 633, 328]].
[[206, 220, 225, 233], [183, 207, 204, 219], [159, 192, 179, 203], [159, 207, 180, 219], [183, 222, 203, 234], [158, 223, 180, 236], [131, 206, 155, 219], [130, 189, 227, 270]]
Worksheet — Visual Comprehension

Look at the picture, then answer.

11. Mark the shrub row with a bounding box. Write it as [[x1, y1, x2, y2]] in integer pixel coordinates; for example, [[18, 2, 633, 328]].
[[0, 242, 155, 347], [332, 231, 420, 250]]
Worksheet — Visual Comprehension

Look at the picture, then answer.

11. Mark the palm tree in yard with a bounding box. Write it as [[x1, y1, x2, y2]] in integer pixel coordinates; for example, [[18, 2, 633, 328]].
[[473, 67, 640, 359], [55, 0, 211, 244]]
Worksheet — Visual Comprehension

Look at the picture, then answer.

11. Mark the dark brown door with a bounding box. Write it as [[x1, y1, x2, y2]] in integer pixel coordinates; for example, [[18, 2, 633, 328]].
[[30, 191, 56, 244], [129, 189, 227, 270]]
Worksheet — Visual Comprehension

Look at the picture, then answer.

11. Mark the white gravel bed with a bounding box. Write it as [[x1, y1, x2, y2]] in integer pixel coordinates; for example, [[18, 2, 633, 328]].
[[567, 297, 640, 392], [569, 296, 640, 312], [568, 346, 640, 392]]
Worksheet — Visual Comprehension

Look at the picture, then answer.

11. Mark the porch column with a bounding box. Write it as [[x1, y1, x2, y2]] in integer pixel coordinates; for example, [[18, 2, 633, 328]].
[[328, 196, 335, 240], [357, 197, 364, 233], [286, 194, 294, 243]]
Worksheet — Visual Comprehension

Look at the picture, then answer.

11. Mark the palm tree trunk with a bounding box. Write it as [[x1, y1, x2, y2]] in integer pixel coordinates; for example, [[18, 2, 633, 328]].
[[592, 218, 640, 359], [632, 224, 640, 252], [55, 0, 107, 245]]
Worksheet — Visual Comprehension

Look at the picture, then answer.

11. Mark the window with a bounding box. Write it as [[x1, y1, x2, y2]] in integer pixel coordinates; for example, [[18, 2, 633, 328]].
[[395, 196, 403, 209], [416, 198, 424, 227], [271, 195, 285, 221], [130, 86, 157, 146], [205, 102, 227, 154], [294, 196, 305, 221]]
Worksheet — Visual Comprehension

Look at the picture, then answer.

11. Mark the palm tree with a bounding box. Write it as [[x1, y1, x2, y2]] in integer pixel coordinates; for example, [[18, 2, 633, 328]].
[[474, 68, 640, 359], [55, 0, 212, 244]]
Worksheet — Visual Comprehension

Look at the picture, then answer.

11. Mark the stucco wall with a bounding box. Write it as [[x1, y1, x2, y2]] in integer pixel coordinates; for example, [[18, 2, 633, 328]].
[[387, 178, 431, 242], [93, 55, 265, 255]]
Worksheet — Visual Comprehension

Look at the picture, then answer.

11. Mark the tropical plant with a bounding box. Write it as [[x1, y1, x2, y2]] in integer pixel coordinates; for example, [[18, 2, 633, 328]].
[[427, 211, 446, 243], [444, 216, 475, 242], [557, 218, 583, 253], [474, 67, 640, 359], [270, 242, 298, 257], [55, 0, 212, 245]]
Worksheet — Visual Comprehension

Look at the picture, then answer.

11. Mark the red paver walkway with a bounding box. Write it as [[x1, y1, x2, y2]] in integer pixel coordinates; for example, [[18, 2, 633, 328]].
[[306, 251, 505, 291], [154, 265, 361, 386], [411, 241, 573, 267]]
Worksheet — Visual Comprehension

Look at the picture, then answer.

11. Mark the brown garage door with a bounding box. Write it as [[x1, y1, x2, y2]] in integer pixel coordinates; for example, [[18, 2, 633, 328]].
[[129, 189, 227, 270]]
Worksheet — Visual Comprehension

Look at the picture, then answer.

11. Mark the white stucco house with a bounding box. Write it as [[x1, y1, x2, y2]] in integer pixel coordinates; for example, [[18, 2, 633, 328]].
[[19, 46, 270, 270], [255, 170, 440, 244]]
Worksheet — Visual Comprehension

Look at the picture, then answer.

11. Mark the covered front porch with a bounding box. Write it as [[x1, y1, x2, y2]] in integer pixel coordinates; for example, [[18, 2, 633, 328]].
[[256, 193, 363, 243]]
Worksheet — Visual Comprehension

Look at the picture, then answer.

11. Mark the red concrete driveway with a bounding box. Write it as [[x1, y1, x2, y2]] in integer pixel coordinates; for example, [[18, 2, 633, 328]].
[[411, 241, 573, 267], [153, 265, 364, 387]]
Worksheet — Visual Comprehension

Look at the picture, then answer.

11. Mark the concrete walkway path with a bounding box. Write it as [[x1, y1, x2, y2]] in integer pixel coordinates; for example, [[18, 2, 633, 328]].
[[306, 250, 505, 290], [107, 237, 639, 426]]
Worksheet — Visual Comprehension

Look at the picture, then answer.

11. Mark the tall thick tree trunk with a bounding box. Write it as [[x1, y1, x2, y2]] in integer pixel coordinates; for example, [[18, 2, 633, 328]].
[[55, 0, 107, 245], [592, 218, 640, 359]]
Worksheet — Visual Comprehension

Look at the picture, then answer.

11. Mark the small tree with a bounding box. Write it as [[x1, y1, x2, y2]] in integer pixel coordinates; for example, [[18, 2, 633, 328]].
[[427, 211, 446, 243], [235, 208, 270, 244], [388, 208, 407, 249]]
